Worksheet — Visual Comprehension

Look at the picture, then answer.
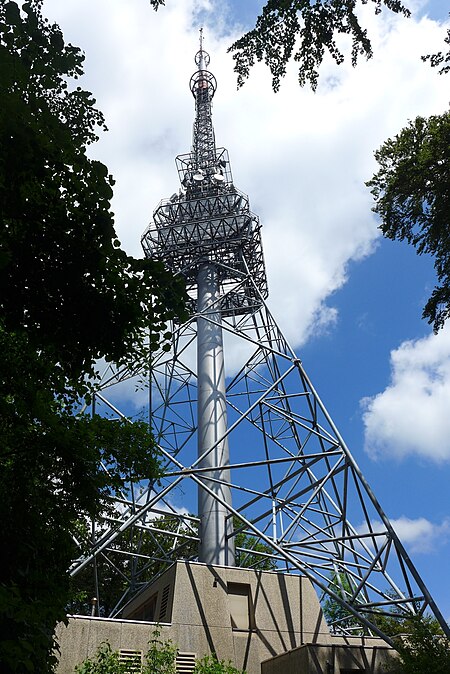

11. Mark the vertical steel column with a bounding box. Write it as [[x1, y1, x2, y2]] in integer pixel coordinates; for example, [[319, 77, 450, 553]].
[[197, 262, 235, 566]]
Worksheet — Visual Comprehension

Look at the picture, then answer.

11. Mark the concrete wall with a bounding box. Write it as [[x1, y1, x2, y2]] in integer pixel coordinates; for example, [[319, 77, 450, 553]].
[[55, 616, 172, 672], [261, 640, 398, 674], [56, 561, 332, 673]]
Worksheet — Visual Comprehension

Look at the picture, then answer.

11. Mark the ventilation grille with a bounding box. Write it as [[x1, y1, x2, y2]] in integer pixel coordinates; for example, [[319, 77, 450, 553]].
[[119, 649, 142, 673], [176, 652, 196, 673], [159, 584, 171, 620]]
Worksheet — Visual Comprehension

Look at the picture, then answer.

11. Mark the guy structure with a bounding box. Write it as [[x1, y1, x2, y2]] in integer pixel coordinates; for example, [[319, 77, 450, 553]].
[[70, 34, 449, 643]]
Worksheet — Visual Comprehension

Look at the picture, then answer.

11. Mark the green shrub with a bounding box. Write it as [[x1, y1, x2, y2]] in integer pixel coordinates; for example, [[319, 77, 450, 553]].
[[74, 633, 246, 674], [142, 628, 177, 674], [74, 642, 128, 674], [193, 653, 246, 674]]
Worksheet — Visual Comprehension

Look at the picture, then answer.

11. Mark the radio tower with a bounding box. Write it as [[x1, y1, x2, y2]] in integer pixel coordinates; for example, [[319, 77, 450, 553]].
[[70, 33, 449, 642]]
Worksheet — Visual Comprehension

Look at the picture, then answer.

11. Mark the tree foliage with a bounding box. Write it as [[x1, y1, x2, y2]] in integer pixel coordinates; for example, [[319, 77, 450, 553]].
[[149, 0, 166, 10], [73, 632, 177, 674], [0, 0, 186, 671], [0, 0, 185, 379], [233, 516, 277, 571], [422, 14, 450, 76], [69, 514, 276, 618], [322, 583, 450, 673], [74, 643, 130, 674], [228, 0, 410, 91], [366, 112, 450, 332], [193, 653, 245, 674], [69, 515, 199, 618], [385, 615, 450, 674], [143, 629, 177, 674], [322, 572, 364, 634]]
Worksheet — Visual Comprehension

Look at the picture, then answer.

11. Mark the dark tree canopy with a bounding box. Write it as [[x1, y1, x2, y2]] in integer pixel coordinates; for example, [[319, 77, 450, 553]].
[[0, 0, 185, 380], [0, 0, 186, 671], [367, 112, 450, 332], [228, 0, 410, 91]]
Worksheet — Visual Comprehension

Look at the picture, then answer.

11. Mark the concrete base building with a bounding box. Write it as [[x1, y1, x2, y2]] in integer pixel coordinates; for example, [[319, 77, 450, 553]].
[[56, 562, 397, 673]]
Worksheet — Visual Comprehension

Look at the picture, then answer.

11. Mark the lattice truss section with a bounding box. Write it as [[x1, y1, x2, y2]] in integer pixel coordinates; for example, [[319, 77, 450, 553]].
[[141, 147, 267, 316], [70, 300, 449, 640], [141, 42, 267, 317]]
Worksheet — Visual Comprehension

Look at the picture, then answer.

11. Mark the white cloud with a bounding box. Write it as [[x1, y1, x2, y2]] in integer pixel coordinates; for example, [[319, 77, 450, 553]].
[[368, 516, 450, 554], [362, 327, 450, 461], [42, 0, 449, 356]]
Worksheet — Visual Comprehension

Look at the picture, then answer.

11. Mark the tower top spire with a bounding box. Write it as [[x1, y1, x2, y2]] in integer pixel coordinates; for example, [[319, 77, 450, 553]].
[[141, 29, 268, 316], [192, 29, 214, 101], [189, 29, 217, 174], [195, 27, 210, 72]]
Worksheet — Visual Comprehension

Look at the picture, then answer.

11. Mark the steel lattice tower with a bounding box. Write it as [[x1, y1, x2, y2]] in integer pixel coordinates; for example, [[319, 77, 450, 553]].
[[70, 35, 449, 643]]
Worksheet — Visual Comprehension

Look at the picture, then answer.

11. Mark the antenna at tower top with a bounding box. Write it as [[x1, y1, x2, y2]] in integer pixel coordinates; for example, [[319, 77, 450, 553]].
[[195, 27, 210, 70]]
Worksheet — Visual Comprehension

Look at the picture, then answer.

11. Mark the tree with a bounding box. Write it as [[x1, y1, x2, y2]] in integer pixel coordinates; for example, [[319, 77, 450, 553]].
[[233, 516, 277, 571], [228, 0, 410, 92], [69, 513, 276, 618], [422, 15, 450, 76], [384, 615, 450, 674], [69, 514, 199, 617], [366, 112, 450, 332], [0, 0, 186, 671], [0, 0, 185, 378], [322, 580, 450, 672], [143, 629, 177, 674], [322, 571, 366, 634]]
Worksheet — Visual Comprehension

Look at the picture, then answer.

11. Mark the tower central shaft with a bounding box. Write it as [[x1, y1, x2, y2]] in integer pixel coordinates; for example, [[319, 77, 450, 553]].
[[197, 262, 234, 565], [141, 34, 267, 566]]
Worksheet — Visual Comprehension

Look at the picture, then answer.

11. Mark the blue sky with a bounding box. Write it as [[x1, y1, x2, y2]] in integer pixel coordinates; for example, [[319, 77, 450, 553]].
[[42, 0, 450, 620]]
